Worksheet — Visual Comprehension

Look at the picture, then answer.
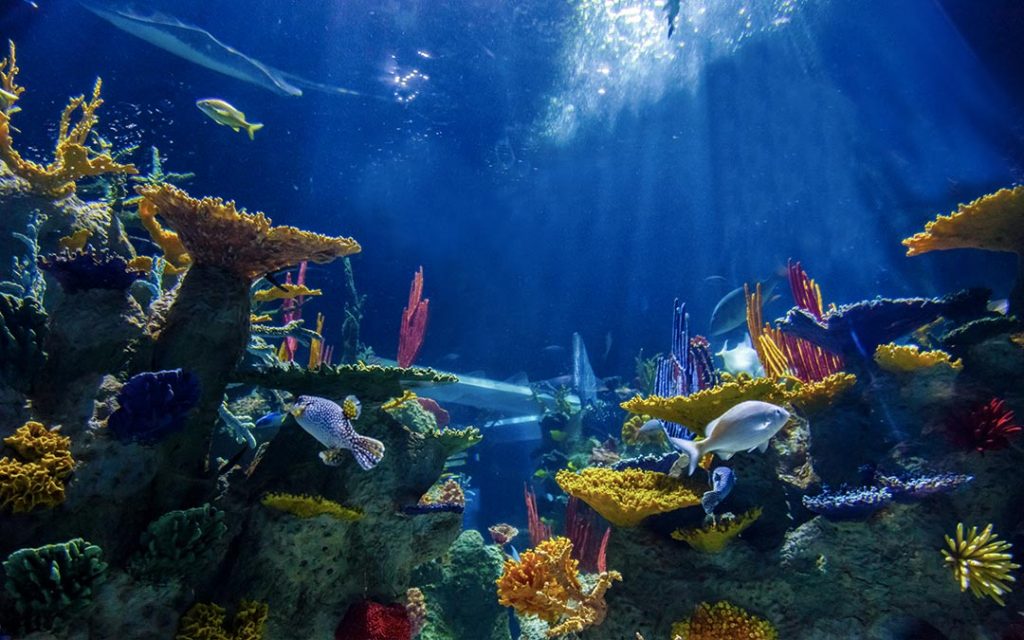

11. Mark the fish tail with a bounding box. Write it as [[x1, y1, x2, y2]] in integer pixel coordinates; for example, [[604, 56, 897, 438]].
[[350, 434, 385, 470], [248, 122, 264, 140], [701, 490, 721, 515], [674, 438, 702, 476]]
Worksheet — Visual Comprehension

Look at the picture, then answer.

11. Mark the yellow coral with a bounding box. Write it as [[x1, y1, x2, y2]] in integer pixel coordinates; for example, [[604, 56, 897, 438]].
[[874, 343, 962, 373], [307, 313, 325, 369], [904, 186, 1024, 256], [137, 184, 361, 280], [555, 467, 703, 527], [0, 421, 75, 513], [496, 536, 621, 638], [252, 284, 322, 303], [249, 314, 272, 324], [382, 389, 419, 411], [0, 40, 25, 114], [0, 43, 135, 198], [57, 229, 91, 251], [672, 601, 778, 640], [942, 522, 1019, 606], [670, 508, 762, 553], [782, 372, 857, 413], [621, 377, 786, 436], [260, 492, 363, 521], [175, 600, 269, 640], [127, 255, 153, 273], [139, 197, 192, 274], [1013, 333, 1024, 349]]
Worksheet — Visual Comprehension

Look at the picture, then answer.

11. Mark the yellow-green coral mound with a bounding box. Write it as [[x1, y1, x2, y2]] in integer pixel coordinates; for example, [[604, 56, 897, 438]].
[[0, 421, 75, 513], [260, 492, 363, 521], [874, 343, 962, 373], [555, 468, 702, 527], [621, 376, 785, 436], [781, 372, 857, 414], [671, 601, 778, 640], [175, 600, 269, 640], [942, 522, 1019, 606], [670, 508, 762, 553]]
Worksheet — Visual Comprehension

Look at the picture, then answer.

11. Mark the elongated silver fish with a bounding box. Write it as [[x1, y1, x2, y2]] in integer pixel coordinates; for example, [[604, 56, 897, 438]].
[[290, 395, 385, 470]]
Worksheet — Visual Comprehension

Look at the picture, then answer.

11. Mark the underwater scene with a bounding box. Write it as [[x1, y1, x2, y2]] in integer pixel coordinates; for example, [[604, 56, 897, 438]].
[[1, 0, 1024, 638]]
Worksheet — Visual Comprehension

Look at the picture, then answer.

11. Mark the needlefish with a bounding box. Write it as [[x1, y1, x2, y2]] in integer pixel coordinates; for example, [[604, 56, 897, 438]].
[[290, 395, 385, 470]]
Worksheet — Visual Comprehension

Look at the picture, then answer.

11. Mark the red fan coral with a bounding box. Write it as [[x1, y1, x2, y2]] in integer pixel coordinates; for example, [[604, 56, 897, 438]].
[[948, 398, 1022, 453], [397, 267, 429, 368], [335, 600, 411, 640]]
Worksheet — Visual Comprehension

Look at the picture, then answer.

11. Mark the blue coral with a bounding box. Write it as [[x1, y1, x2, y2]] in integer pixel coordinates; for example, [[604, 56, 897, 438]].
[[37, 249, 143, 294], [107, 369, 201, 444], [874, 473, 973, 501], [802, 486, 893, 520]]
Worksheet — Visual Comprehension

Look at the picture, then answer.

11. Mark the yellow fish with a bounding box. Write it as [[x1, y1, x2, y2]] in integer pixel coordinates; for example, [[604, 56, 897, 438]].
[[195, 98, 264, 140]]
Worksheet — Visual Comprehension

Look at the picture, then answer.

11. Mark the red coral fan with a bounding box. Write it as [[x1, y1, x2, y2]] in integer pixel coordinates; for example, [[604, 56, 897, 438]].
[[335, 600, 411, 640], [948, 398, 1022, 453]]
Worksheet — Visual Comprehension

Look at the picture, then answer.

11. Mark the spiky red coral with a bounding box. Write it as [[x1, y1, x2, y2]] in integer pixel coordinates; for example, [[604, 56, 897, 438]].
[[335, 600, 411, 640], [948, 398, 1022, 453]]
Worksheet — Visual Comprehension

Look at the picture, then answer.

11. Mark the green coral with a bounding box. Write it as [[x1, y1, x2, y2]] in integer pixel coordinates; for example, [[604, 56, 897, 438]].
[[2, 538, 107, 631], [233, 361, 457, 402], [0, 293, 48, 392], [129, 504, 228, 580], [175, 600, 268, 640], [430, 427, 483, 457]]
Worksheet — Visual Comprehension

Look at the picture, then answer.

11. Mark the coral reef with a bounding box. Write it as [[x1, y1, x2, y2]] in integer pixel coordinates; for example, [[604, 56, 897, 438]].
[[670, 508, 763, 553], [874, 343, 962, 373], [942, 523, 1019, 606], [671, 601, 778, 640], [37, 249, 144, 293], [555, 468, 703, 527], [251, 283, 321, 303], [0, 293, 47, 393], [2, 538, 107, 631], [0, 43, 136, 198], [260, 492, 363, 521], [947, 397, 1022, 453], [781, 372, 856, 414], [0, 421, 74, 513], [495, 536, 621, 637], [801, 486, 893, 520], [398, 266, 429, 368], [875, 472, 973, 500], [106, 369, 201, 444], [175, 600, 269, 640], [129, 504, 228, 580], [405, 588, 427, 638], [334, 600, 412, 640]]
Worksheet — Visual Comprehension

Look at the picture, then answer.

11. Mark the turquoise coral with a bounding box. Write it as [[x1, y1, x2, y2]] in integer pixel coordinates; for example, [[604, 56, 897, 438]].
[[129, 504, 228, 581]]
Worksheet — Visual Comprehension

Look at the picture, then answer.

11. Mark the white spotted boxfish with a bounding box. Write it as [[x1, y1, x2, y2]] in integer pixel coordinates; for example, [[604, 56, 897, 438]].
[[289, 395, 385, 470]]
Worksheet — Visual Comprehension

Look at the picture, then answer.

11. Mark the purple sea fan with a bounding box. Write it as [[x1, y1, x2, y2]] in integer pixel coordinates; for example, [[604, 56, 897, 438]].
[[38, 249, 144, 294], [802, 486, 893, 520], [107, 369, 201, 444], [874, 473, 973, 501]]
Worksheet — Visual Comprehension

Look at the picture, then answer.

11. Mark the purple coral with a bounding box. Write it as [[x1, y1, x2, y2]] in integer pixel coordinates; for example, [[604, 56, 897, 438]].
[[107, 369, 201, 444], [802, 486, 893, 520], [874, 473, 973, 501], [38, 249, 144, 294]]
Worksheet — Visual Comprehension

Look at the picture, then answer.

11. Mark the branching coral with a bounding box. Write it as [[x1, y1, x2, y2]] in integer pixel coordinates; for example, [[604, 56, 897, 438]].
[[397, 266, 429, 368], [873, 343, 962, 373], [555, 468, 703, 527], [621, 376, 785, 435], [2, 538, 107, 631], [334, 600, 412, 640], [138, 197, 192, 275], [137, 184, 361, 279], [495, 536, 621, 638], [942, 523, 1019, 606], [0, 43, 136, 198], [671, 508, 763, 553], [175, 600, 269, 640], [671, 601, 778, 640], [260, 492, 363, 521], [38, 249, 144, 293], [0, 421, 74, 513], [232, 361, 457, 403], [129, 504, 228, 579], [252, 283, 321, 303], [947, 398, 1022, 453], [0, 293, 47, 392], [106, 369, 201, 444]]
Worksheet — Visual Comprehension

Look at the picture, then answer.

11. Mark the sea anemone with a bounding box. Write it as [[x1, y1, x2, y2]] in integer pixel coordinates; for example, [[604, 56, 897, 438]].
[[947, 398, 1022, 453], [942, 522, 1019, 606]]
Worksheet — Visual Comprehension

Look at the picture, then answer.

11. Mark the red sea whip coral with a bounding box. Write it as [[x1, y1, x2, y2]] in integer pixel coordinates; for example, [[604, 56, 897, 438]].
[[397, 266, 429, 367], [948, 398, 1022, 453]]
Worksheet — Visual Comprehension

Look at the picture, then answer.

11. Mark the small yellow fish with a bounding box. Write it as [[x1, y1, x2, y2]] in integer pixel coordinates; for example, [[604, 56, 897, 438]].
[[548, 429, 567, 442], [195, 98, 264, 140]]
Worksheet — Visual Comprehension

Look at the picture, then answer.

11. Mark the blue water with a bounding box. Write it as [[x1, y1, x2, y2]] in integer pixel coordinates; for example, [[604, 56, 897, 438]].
[[4, 0, 1021, 380]]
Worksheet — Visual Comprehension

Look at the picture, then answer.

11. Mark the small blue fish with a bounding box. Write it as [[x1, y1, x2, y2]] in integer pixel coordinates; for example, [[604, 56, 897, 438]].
[[290, 395, 385, 470], [508, 545, 521, 562], [701, 467, 735, 514], [254, 411, 288, 430]]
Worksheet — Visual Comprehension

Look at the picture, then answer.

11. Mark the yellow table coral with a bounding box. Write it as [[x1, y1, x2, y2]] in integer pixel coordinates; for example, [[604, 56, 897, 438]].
[[556, 468, 702, 527], [874, 343, 962, 373], [671, 508, 762, 553], [0, 421, 75, 513], [252, 284, 322, 303], [260, 492, 362, 521], [782, 372, 857, 413], [175, 600, 268, 640], [621, 376, 785, 436], [671, 601, 778, 640], [496, 536, 621, 638]]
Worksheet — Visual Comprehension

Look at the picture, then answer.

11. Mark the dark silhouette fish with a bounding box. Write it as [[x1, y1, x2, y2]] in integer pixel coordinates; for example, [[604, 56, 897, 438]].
[[709, 275, 782, 336], [665, 0, 681, 38]]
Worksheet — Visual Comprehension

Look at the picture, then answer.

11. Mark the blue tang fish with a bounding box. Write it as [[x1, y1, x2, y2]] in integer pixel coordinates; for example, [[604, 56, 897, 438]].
[[254, 411, 288, 430], [289, 395, 385, 470], [702, 467, 735, 515]]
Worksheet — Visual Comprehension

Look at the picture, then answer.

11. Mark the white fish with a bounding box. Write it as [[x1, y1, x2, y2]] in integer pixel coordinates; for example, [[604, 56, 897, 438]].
[[674, 401, 791, 475], [716, 336, 764, 378]]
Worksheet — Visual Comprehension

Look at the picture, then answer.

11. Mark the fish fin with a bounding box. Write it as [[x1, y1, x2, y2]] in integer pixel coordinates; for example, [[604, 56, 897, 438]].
[[350, 435, 385, 470], [342, 395, 362, 420], [720, 451, 735, 460], [758, 441, 769, 453], [319, 449, 345, 466], [705, 417, 719, 437], [508, 545, 521, 562], [248, 122, 264, 140], [672, 437, 702, 476], [701, 490, 721, 514], [231, 126, 240, 132]]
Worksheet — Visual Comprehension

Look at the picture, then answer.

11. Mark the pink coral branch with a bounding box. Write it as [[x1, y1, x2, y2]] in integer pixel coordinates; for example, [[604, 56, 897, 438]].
[[524, 484, 552, 547], [397, 266, 429, 368]]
